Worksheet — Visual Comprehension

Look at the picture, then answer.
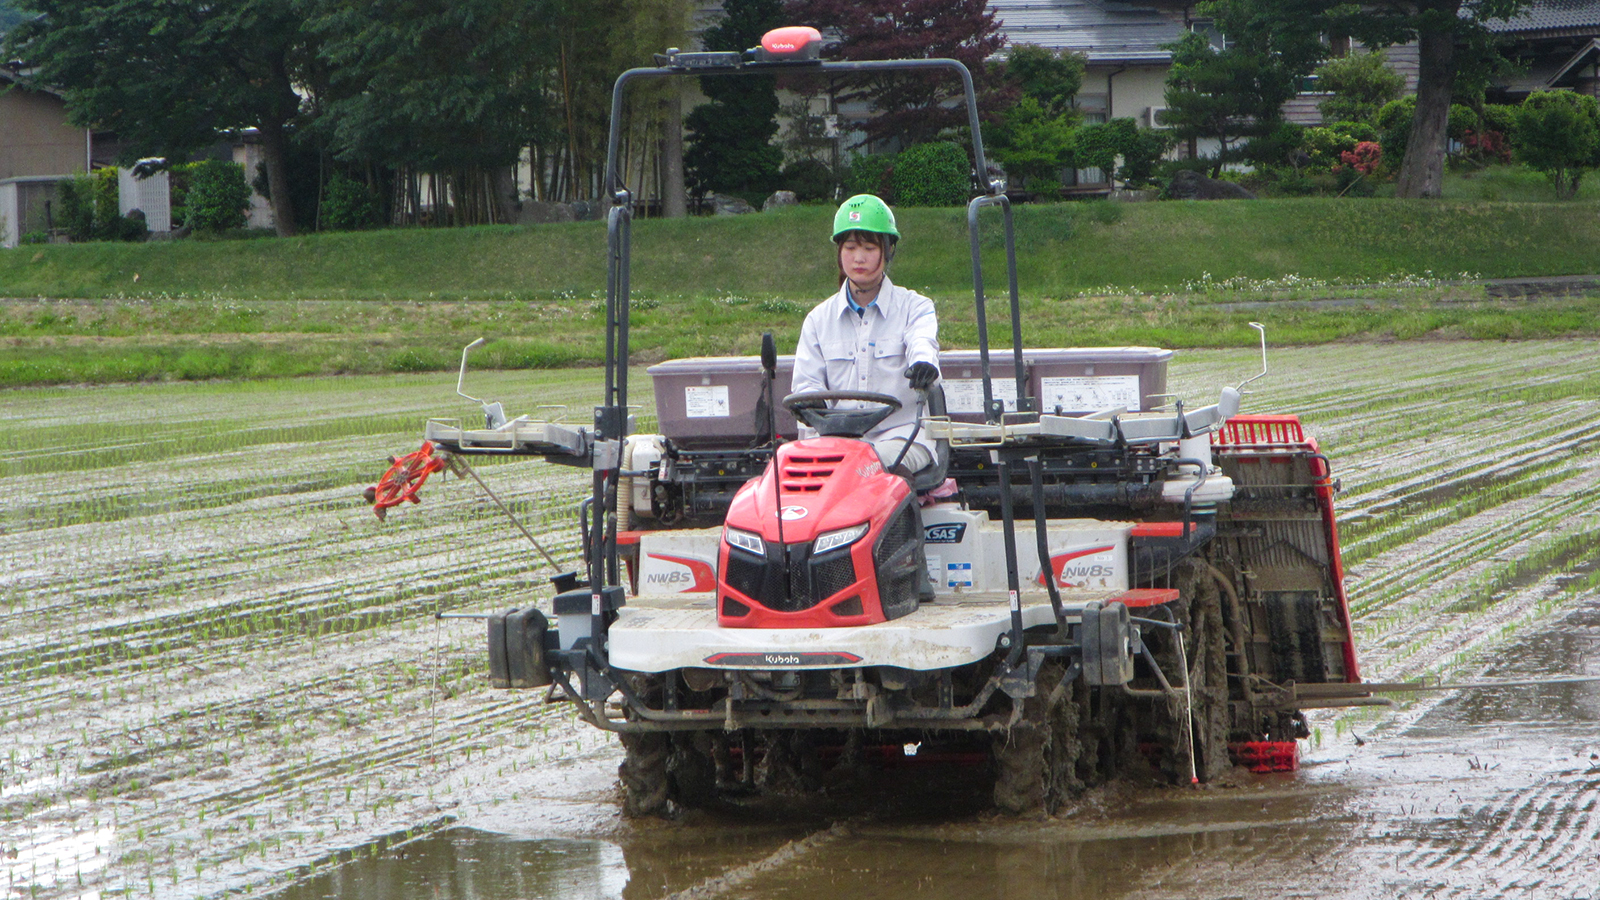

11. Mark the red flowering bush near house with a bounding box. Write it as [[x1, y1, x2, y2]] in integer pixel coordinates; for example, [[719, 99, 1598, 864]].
[[1339, 141, 1383, 176], [1462, 129, 1513, 165]]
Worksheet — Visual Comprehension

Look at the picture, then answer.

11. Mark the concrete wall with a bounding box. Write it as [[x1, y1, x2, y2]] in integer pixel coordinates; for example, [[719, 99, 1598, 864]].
[[0, 86, 88, 180], [119, 168, 172, 233], [0, 177, 64, 248], [0, 180, 16, 247], [232, 142, 275, 230]]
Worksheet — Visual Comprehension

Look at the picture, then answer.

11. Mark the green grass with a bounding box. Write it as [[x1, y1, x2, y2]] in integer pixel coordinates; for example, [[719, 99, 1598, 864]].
[[6, 197, 1600, 301], [3, 195, 1600, 386]]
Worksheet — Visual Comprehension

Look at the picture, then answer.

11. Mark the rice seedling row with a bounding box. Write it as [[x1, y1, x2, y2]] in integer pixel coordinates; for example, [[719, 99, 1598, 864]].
[[3, 341, 1596, 900]]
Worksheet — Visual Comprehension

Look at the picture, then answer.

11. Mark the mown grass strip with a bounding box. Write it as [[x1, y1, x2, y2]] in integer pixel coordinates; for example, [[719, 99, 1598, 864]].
[[7, 200, 1600, 300]]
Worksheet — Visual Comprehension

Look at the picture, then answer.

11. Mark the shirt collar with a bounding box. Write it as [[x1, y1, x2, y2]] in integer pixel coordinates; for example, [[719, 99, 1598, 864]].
[[841, 277, 893, 319]]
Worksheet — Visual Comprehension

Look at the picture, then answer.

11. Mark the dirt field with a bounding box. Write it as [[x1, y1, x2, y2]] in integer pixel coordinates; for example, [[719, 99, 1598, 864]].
[[3, 341, 1597, 900]]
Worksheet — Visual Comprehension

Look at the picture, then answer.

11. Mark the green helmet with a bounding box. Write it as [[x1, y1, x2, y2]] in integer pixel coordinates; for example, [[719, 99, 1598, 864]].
[[832, 194, 899, 242]]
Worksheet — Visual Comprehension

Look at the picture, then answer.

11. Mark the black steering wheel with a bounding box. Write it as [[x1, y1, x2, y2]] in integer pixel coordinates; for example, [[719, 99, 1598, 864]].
[[782, 390, 901, 438]]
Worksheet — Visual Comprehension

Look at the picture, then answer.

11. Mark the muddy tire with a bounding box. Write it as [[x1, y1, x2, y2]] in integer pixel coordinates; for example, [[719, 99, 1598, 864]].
[[993, 718, 1048, 813], [619, 732, 671, 817], [993, 661, 1082, 814], [668, 731, 717, 808], [1150, 561, 1232, 783], [1185, 566, 1232, 781]]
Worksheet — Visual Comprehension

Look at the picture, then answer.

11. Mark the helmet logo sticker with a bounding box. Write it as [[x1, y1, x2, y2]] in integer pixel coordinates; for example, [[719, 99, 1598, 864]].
[[849, 211, 861, 221]]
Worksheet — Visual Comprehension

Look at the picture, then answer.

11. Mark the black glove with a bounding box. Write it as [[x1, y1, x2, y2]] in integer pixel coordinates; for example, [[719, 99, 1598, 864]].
[[904, 361, 938, 391]]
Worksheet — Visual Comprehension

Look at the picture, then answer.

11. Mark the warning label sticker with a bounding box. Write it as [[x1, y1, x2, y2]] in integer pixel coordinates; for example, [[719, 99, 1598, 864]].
[[1038, 375, 1140, 413], [684, 385, 731, 418], [943, 378, 1019, 415]]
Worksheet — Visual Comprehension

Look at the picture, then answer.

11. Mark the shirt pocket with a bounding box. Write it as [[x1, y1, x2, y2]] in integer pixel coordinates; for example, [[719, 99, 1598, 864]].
[[872, 338, 907, 364], [821, 340, 856, 389]]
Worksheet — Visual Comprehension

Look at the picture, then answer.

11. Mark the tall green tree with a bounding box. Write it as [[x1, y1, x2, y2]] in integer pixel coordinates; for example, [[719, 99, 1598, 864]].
[[529, 0, 688, 203], [1161, 0, 1334, 173], [786, 0, 1008, 147], [1160, 31, 1302, 175], [683, 0, 784, 198], [1002, 43, 1085, 116], [3, 0, 308, 236], [987, 45, 1085, 187], [1328, 0, 1527, 198], [1315, 50, 1405, 125], [305, 0, 553, 224]]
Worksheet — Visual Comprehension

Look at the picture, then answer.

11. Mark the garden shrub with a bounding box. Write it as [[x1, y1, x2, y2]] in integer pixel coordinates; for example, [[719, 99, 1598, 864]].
[[183, 160, 252, 232], [53, 169, 144, 241], [1314, 50, 1404, 125], [55, 175, 97, 242], [988, 95, 1077, 186], [1512, 90, 1600, 199], [1246, 121, 1305, 169], [1376, 96, 1416, 164], [1071, 118, 1169, 187], [845, 151, 897, 202], [1272, 169, 1318, 196], [778, 158, 836, 202], [1448, 104, 1480, 142], [1114, 121, 1174, 188], [892, 142, 970, 206], [91, 168, 119, 237], [1300, 127, 1358, 171], [321, 173, 381, 231], [1331, 121, 1379, 145], [1480, 104, 1516, 136]]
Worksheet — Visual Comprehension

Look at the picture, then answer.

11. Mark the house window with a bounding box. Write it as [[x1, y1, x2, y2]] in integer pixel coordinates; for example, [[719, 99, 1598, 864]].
[[1190, 19, 1228, 51]]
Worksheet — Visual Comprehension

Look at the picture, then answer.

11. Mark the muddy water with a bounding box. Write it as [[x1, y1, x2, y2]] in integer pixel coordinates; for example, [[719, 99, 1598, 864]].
[[275, 597, 1599, 900]]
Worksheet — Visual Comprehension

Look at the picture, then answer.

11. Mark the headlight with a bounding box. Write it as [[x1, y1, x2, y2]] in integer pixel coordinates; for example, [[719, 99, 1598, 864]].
[[725, 527, 765, 556], [813, 522, 869, 555]]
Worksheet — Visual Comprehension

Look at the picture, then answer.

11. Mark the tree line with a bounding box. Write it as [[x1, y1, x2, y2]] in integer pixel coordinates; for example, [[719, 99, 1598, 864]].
[[4, 0, 1576, 242], [2, 0, 694, 236]]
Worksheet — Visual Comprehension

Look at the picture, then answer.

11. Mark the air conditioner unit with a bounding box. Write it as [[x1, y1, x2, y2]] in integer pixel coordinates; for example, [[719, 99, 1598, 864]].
[[1144, 106, 1168, 128]]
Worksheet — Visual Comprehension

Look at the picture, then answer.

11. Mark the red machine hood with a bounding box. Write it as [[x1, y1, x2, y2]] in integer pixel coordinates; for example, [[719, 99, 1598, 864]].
[[724, 437, 909, 543]]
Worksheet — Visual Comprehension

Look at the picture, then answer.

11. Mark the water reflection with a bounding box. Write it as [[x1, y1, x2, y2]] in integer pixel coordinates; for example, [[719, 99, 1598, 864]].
[[274, 833, 627, 900]]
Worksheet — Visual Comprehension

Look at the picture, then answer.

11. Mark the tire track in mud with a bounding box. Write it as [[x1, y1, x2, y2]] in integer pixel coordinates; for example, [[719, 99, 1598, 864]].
[[1385, 776, 1600, 898]]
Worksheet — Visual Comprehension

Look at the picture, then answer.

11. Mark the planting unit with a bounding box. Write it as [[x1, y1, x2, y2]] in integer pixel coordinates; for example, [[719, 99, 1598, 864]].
[[373, 29, 1371, 815]]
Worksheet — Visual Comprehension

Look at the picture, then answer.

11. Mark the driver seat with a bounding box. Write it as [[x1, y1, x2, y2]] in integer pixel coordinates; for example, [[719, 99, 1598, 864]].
[[910, 384, 951, 495]]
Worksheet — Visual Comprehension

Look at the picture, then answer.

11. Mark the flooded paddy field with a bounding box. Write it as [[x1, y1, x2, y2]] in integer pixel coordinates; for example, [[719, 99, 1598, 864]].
[[3, 342, 1597, 900]]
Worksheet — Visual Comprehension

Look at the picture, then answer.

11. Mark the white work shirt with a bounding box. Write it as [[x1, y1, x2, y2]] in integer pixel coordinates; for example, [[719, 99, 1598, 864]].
[[791, 276, 940, 461]]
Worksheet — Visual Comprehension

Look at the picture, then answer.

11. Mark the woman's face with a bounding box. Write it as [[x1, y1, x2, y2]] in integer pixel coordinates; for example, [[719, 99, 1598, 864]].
[[839, 235, 885, 287]]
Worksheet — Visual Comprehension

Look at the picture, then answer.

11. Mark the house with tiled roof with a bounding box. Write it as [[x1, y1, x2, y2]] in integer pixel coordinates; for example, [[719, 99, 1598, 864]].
[[1485, 0, 1600, 98], [984, 0, 1600, 133], [988, 0, 1192, 127]]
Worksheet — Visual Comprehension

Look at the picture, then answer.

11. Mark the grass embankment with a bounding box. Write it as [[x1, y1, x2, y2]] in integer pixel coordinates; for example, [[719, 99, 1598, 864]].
[[3, 197, 1600, 387]]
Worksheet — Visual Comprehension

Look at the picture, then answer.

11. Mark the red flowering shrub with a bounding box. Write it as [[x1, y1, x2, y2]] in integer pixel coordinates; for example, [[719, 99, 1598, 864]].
[[1338, 141, 1383, 176], [1462, 129, 1513, 164]]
